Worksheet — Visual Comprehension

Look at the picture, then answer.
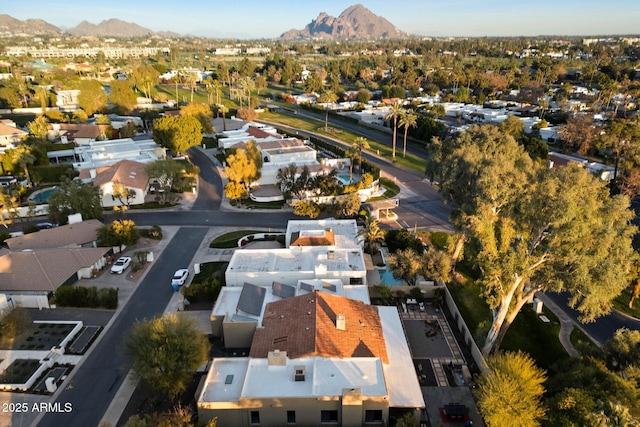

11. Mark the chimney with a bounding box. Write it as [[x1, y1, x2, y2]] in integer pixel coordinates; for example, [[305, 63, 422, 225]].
[[267, 349, 287, 366], [89, 169, 97, 179], [336, 314, 346, 331]]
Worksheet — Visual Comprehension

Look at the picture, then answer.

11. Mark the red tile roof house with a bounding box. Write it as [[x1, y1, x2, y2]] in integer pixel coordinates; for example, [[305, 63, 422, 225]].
[[0, 220, 110, 308], [78, 160, 150, 207]]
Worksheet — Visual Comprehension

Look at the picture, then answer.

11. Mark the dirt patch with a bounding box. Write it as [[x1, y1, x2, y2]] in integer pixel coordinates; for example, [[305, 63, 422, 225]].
[[126, 263, 150, 282]]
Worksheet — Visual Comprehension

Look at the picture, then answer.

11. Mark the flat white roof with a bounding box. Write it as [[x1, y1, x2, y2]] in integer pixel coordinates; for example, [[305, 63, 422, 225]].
[[226, 247, 365, 275], [378, 306, 425, 408], [210, 357, 387, 400], [198, 357, 249, 403]]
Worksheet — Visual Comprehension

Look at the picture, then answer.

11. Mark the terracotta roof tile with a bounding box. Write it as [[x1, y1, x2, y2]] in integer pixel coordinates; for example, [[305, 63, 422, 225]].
[[250, 292, 388, 363], [89, 159, 149, 190]]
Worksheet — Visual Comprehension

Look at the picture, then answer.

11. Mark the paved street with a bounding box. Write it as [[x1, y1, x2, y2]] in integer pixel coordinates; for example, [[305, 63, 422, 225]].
[[35, 227, 208, 427]]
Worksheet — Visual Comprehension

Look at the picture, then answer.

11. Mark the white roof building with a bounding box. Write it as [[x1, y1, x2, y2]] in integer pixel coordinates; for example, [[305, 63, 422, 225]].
[[72, 138, 166, 171]]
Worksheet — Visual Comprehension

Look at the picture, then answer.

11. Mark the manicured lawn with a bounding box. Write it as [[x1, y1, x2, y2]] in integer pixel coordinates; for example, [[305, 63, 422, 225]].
[[448, 270, 569, 370], [368, 177, 400, 201], [259, 111, 427, 173], [192, 262, 229, 285], [209, 230, 264, 248], [416, 230, 451, 249], [612, 290, 640, 319], [501, 305, 569, 370], [570, 326, 602, 355]]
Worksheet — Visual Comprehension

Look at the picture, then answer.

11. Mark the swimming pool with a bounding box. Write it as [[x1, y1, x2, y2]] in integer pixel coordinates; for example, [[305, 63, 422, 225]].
[[28, 187, 57, 203], [378, 267, 404, 286], [337, 175, 352, 185]]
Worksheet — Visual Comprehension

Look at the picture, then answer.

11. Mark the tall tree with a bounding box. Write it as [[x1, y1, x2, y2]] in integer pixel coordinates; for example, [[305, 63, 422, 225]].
[[108, 80, 137, 114], [596, 118, 640, 180], [76, 79, 108, 116], [11, 145, 36, 186], [152, 115, 203, 154], [437, 124, 637, 355], [358, 216, 385, 254], [27, 115, 49, 140], [317, 90, 338, 131], [144, 159, 184, 204], [476, 351, 546, 427], [125, 314, 208, 400], [398, 109, 417, 158], [180, 103, 213, 134], [224, 140, 262, 191], [385, 103, 404, 159], [352, 137, 370, 172]]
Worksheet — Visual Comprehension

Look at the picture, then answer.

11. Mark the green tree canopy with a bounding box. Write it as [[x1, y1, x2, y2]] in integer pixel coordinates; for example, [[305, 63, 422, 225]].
[[47, 179, 103, 224], [436, 124, 638, 355], [109, 80, 138, 114], [476, 351, 546, 427], [125, 314, 208, 400], [97, 219, 140, 248], [291, 199, 321, 219], [75, 79, 107, 116], [152, 115, 203, 155], [180, 103, 213, 134]]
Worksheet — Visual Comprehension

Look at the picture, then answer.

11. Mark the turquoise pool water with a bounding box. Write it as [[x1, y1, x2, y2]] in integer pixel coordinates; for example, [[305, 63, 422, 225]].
[[337, 175, 352, 185], [28, 187, 57, 203], [378, 268, 404, 286]]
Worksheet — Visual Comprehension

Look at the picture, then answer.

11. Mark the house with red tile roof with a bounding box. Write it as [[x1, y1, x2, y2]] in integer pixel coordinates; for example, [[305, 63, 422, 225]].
[[199, 219, 424, 426], [78, 160, 150, 207]]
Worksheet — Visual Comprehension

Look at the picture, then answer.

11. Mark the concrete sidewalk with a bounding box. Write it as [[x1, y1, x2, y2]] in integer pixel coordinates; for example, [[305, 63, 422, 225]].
[[535, 292, 583, 357]]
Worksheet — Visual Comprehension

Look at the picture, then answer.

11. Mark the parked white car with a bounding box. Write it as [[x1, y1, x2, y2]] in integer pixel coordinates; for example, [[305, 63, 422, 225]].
[[110, 257, 132, 274], [171, 269, 189, 290]]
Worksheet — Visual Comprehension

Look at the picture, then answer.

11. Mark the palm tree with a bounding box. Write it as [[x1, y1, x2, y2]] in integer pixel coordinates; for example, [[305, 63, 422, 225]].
[[317, 90, 338, 131], [398, 109, 417, 158], [345, 147, 359, 184], [358, 215, 385, 254], [218, 104, 229, 131], [12, 145, 36, 186], [352, 137, 370, 172], [385, 103, 404, 159], [238, 77, 256, 108]]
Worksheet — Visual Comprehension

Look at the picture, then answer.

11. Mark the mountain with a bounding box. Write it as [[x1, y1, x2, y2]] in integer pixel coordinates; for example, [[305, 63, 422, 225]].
[[0, 14, 62, 35], [281, 4, 403, 40], [68, 19, 154, 37]]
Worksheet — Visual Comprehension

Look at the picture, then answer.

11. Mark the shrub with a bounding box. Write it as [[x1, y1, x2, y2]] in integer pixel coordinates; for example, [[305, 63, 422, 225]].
[[181, 278, 222, 303], [55, 286, 118, 309], [29, 164, 76, 184], [22, 224, 39, 234], [140, 225, 162, 240]]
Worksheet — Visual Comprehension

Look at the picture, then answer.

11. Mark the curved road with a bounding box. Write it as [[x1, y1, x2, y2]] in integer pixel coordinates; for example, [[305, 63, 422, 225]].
[[35, 112, 637, 426]]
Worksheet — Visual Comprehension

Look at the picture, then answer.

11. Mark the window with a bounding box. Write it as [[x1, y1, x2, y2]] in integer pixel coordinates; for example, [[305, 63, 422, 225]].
[[321, 410, 338, 423], [287, 410, 296, 424], [250, 411, 260, 424], [365, 410, 383, 423]]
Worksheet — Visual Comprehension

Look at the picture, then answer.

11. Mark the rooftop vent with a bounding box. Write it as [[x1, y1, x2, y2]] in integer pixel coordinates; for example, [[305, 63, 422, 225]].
[[294, 365, 306, 382], [336, 313, 346, 331]]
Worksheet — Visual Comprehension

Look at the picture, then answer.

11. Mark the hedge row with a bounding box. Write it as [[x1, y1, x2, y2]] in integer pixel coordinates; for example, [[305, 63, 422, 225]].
[[55, 286, 118, 309]]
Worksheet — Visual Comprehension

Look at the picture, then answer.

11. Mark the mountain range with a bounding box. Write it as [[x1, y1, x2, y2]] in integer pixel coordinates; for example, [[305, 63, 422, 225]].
[[0, 5, 404, 39], [281, 4, 404, 40]]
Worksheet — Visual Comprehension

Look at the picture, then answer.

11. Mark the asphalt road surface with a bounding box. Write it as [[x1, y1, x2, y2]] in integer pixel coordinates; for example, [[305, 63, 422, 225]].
[[546, 292, 640, 345], [187, 146, 222, 211], [35, 227, 208, 427]]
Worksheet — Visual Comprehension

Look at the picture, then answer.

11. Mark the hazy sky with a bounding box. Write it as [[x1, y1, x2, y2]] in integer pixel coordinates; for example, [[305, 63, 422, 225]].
[[3, 0, 639, 39]]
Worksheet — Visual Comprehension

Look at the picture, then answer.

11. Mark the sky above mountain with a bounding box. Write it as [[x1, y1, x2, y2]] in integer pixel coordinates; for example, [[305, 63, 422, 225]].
[[5, 0, 639, 38]]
